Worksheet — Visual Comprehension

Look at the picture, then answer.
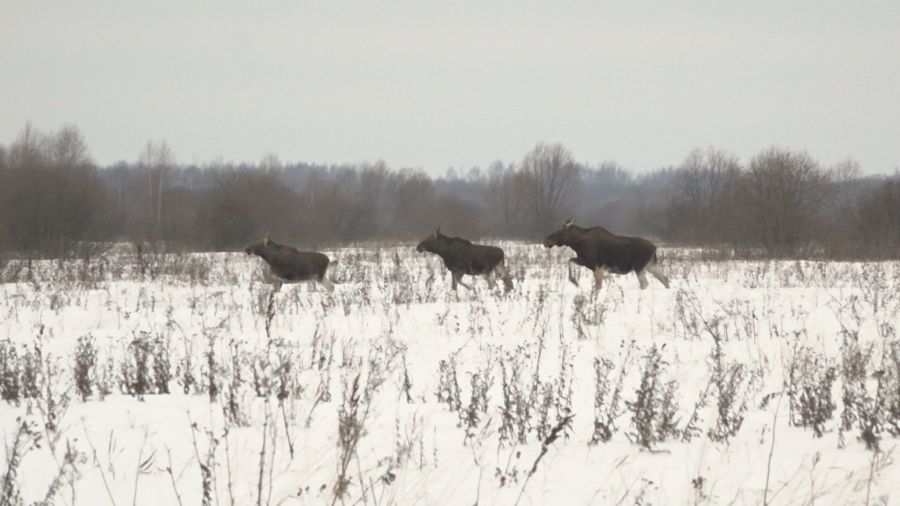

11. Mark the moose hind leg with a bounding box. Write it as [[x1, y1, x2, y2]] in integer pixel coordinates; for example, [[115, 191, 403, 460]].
[[592, 266, 607, 291], [319, 275, 335, 292], [636, 270, 649, 290], [485, 271, 497, 289], [494, 264, 513, 292], [646, 263, 670, 288], [457, 275, 474, 291]]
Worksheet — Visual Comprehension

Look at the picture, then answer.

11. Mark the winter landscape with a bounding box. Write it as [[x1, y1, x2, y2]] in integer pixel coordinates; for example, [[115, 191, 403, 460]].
[[4, 2, 900, 505], [2, 244, 898, 505]]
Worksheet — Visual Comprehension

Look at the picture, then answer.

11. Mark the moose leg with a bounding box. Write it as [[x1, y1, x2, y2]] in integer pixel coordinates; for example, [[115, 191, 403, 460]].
[[318, 275, 335, 292], [635, 270, 649, 289], [646, 263, 670, 288], [485, 271, 497, 289], [457, 275, 474, 291], [567, 258, 581, 287], [494, 264, 514, 292], [592, 266, 607, 291], [450, 271, 460, 291]]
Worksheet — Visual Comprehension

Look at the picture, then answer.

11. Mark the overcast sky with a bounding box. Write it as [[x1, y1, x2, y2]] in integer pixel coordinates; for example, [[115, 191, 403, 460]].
[[1, 1, 898, 174]]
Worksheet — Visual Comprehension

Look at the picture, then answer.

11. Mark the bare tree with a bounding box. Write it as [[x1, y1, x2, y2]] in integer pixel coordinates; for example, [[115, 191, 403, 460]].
[[521, 142, 579, 234], [139, 141, 174, 239], [50, 125, 91, 169], [667, 148, 741, 243], [855, 173, 900, 256], [0, 124, 107, 256], [741, 147, 826, 254], [484, 162, 529, 236], [259, 153, 282, 174]]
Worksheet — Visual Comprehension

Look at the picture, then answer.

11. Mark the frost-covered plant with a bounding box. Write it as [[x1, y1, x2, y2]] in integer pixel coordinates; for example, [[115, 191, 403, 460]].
[[707, 334, 752, 443], [436, 357, 462, 412], [786, 345, 837, 437], [276, 342, 304, 401], [571, 293, 608, 340], [681, 379, 712, 443], [205, 329, 219, 401], [626, 345, 680, 449], [177, 336, 197, 395], [461, 365, 492, 443], [399, 352, 414, 403], [837, 334, 883, 449], [333, 371, 372, 501], [21, 341, 42, 400], [152, 333, 171, 394], [882, 340, 900, 436], [122, 332, 153, 398], [590, 342, 635, 445], [555, 339, 574, 439], [0, 340, 21, 403], [1, 418, 42, 506], [39, 439, 83, 506], [498, 345, 532, 446], [224, 339, 251, 427], [73, 335, 97, 401], [95, 353, 116, 400]]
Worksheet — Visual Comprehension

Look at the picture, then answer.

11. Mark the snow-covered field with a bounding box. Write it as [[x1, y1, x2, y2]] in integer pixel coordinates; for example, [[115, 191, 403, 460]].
[[1, 244, 899, 505]]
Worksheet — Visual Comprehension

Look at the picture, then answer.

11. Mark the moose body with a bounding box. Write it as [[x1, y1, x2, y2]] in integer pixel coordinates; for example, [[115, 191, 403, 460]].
[[544, 217, 669, 290], [416, 228, 513, 291], [245, 236, 335, 291]]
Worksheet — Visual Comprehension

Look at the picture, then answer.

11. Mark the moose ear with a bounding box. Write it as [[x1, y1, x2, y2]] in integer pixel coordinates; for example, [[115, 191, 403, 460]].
[[434, 226, 441, 236], [564, 216, 575, 228]]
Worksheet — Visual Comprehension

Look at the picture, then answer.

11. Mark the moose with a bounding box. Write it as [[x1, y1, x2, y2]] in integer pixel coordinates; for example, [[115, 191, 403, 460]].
[[416, 228, 513, 291], [245, 235, 336, 292], [543, 217, 669, 290]]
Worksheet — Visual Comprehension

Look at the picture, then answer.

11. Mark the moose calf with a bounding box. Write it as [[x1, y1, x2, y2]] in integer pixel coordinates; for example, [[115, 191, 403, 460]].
[[245, 236, 336, 292], [416, 228, 513, 292]]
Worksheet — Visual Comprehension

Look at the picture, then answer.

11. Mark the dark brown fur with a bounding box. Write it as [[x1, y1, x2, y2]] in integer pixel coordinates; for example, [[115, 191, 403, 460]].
[[416, 228, 512, 291], [245, 236, 334, 291], [544, 217, 669, 289]]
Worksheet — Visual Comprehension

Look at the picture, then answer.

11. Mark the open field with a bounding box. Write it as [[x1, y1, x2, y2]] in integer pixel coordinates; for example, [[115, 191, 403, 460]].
[[1, 243, 899, 505]]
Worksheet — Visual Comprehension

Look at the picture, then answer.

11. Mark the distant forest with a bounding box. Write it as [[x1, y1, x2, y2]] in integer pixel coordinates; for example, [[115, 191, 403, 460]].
[[0, 123, 898, 259]]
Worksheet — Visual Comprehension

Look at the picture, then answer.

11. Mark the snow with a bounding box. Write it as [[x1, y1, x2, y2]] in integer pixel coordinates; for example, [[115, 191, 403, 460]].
[[1, 244, 898, 505]]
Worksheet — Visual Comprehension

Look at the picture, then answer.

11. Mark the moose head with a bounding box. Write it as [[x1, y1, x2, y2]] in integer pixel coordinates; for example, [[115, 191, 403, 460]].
[[543, 217, 576, 248], [416, 227, 444, 253], [244, 233, 272, 256]]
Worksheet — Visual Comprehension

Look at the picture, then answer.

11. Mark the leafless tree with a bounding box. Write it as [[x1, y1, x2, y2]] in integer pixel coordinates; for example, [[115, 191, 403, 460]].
[[667, 148, 741, 243], [139, 141, 174, 239], [0, 124, 107, 256], [484, 162, 530, 236], [741, 147, 826, 254], [1, 124, 896, 259], [855, 174, 900, 256], [521, 142, 579, 235]]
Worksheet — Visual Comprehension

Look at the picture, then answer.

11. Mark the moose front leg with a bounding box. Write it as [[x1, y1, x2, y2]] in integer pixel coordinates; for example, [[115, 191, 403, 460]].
[[451, 271, 473, 291], [592, 265, 607, 292], [567, 257, 584, 287]]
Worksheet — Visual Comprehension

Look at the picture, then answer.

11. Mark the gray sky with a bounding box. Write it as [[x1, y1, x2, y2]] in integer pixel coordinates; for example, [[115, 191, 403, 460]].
[[2, 1, 898, 174]]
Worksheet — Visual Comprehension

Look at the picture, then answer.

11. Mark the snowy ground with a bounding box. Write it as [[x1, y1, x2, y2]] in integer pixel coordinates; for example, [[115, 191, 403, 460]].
[[1, 243, 899, 505]]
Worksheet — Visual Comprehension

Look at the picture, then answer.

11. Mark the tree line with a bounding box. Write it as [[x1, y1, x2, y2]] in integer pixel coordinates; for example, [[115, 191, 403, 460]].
[[0, 123, 897, 258]]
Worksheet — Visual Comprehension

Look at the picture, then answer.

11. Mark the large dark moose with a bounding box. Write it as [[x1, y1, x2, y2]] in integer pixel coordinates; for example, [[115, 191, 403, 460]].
[[544, 217, 670, 290], [245, 235, 336, 291], [416, 228, 513, 292]]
